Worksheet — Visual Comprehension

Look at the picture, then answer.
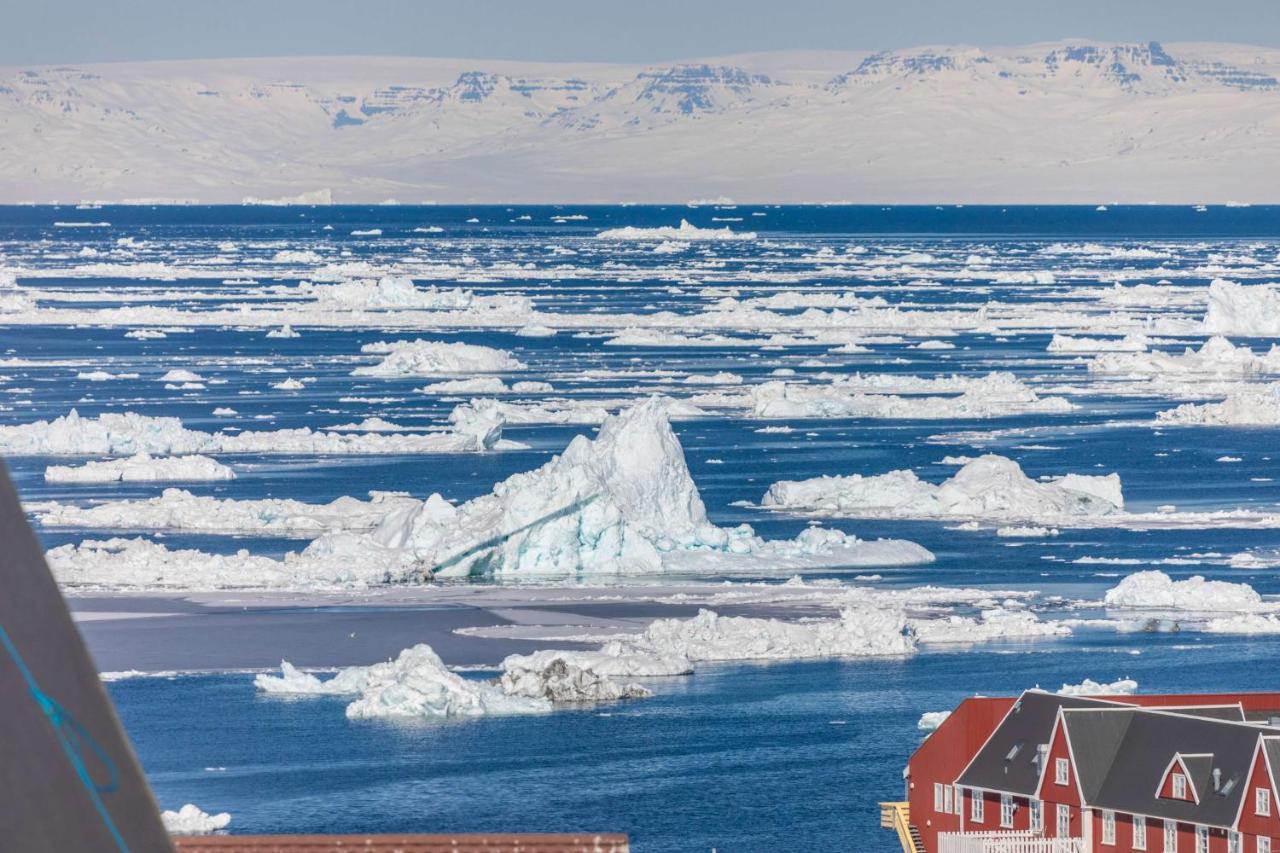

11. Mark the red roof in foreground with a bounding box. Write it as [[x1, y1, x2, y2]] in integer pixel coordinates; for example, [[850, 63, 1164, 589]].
[[174, 834, 630, 852]]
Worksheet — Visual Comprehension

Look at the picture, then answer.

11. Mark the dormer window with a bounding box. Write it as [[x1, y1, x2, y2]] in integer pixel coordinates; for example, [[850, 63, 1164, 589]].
[[1172, 773, 1188, 799], [1054, 757, 1069, 785]]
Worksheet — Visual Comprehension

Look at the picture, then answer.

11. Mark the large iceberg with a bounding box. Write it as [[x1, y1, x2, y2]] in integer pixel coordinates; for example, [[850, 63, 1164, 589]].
[[1202, 279, 1280, 337], [762, 454, 1123, 523], [44, 453, 234, 483], [306, 397, 933, 578]]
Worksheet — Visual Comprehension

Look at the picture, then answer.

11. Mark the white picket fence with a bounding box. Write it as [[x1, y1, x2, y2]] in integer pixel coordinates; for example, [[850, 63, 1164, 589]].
[[937, 832, 1086, 853]]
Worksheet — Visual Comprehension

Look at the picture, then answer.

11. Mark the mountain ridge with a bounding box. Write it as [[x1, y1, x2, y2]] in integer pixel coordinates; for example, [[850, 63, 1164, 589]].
[[4, 41, 1280, 203]]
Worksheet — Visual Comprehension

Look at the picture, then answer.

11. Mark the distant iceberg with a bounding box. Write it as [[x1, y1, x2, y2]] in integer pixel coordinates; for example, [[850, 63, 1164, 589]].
[[596, 219, 756, 241]]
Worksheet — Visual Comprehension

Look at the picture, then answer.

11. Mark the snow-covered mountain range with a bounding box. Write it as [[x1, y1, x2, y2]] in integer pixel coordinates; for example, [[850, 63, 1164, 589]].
[[4, 41, 1280, 203]]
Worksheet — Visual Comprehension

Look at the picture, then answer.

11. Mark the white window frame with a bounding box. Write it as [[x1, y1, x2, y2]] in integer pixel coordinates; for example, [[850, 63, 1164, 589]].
[[971, 790, 985, 823], [1030, 799, 1044, 833], [1164, 820, 1177, 853], [934, 782, 944, 813], [1259, 835, 1271, 853], [1055, 757, 1070, 786], [1056, 803, 1070, 838], [1172, 772, 1188, 800], [1133, 815, 1147, 850], [953, 785, 962, 815], [1259, 786, 1272, 816], [1000, 793, 1015, 829], [1229, 831, 1242, 853], [1102, 809, 1116, 845], [1197, 825, 1209, 853], [944, 784, 954, 816]]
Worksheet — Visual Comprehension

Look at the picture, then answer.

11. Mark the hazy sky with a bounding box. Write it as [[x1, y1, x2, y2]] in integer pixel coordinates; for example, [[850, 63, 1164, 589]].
[[6, 0, 1280, 65]]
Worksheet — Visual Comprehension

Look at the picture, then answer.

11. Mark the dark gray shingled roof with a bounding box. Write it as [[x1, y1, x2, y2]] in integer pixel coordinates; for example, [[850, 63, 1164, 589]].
[[1265, 737, 1280, 782], [954, 691, 1128, 795], [1066, 707, 1278, 828]]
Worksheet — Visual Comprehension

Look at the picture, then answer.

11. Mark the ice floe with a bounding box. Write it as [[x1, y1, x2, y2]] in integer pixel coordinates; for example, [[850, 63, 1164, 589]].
[[161, 804, 230, 835], [0, 409, 514, 455], [1156, 383, 1280, 426], [1103, 571, 1272, 613], [745, 373, 1074, 420], [762, 454, 1123, 523], [596, 220, 756, 241], [256, 645, 551, 719], [44, 453, 234, 483], [1055, 678, 1138, 696], [353, 339, 526, 377], [37, 489, 418, 535]]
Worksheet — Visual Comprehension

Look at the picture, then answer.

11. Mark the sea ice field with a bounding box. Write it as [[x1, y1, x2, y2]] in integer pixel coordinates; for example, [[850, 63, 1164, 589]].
[[8, 204, 1280, 850]]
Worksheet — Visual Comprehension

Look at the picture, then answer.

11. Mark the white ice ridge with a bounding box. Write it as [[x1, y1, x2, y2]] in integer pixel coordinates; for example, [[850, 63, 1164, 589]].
[[762, 454, 1123, 523], [161, 804, 231, 835], [1202, 280, 1280, 337], [352, 339, 526, 377], [633, 605, 916, 661], [1089, 336, 1280, 377], [255, 645, 551, 718], [307, 397, 934, 579], [1056, 678, 1138, 696], [304, 276, 477, 310], [1103, 571, 1273, 613], [910, 607, 1071, 643], [596, 220, 756, 241], [746, 372, 1074, 420], [0, 409, 517, 455], [36, 489, 419, 535], [44, 453, 234, 483], [1047, 333, 1151, 353], [1156, 383, 1280, 426]]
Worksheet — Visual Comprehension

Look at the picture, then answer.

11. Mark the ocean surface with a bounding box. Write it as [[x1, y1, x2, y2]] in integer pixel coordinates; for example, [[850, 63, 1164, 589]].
[[4, 204, 1280, 850]]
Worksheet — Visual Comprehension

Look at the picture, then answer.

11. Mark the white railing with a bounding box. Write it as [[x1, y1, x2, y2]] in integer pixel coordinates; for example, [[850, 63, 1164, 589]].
[[937, 832, 1085, 853]]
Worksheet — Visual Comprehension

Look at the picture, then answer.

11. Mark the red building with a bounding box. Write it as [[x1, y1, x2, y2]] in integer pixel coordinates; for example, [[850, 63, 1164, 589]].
[[881, 690, 1280, 853]]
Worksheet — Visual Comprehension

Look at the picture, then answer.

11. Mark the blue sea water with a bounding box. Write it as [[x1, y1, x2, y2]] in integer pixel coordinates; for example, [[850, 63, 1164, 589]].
[[3, 204, 1280, 850]]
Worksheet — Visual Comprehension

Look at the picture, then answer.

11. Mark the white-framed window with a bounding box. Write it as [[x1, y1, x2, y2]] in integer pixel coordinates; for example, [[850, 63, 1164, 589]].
[[953, 785, 962, 815], [1133, 815, 1147, 850], [1001, 793, 1015, 828], [1030, 799, 1044, 833], [1259, 786, 1272, 816], [1172, 768, 1192, 799], [934, 782, 944, 812], [1057, 803, 1071, 838], [972, 790, 985, 822], [944, 784, 954, 815], [1259, 836, 1271, 853], [1102, 809, 1116, 845], [1197, 825, 1209, 853], [1164, 820, 1177, 853], [1229, 831, 1243, 853], [1055, 757, 1070, 786]]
